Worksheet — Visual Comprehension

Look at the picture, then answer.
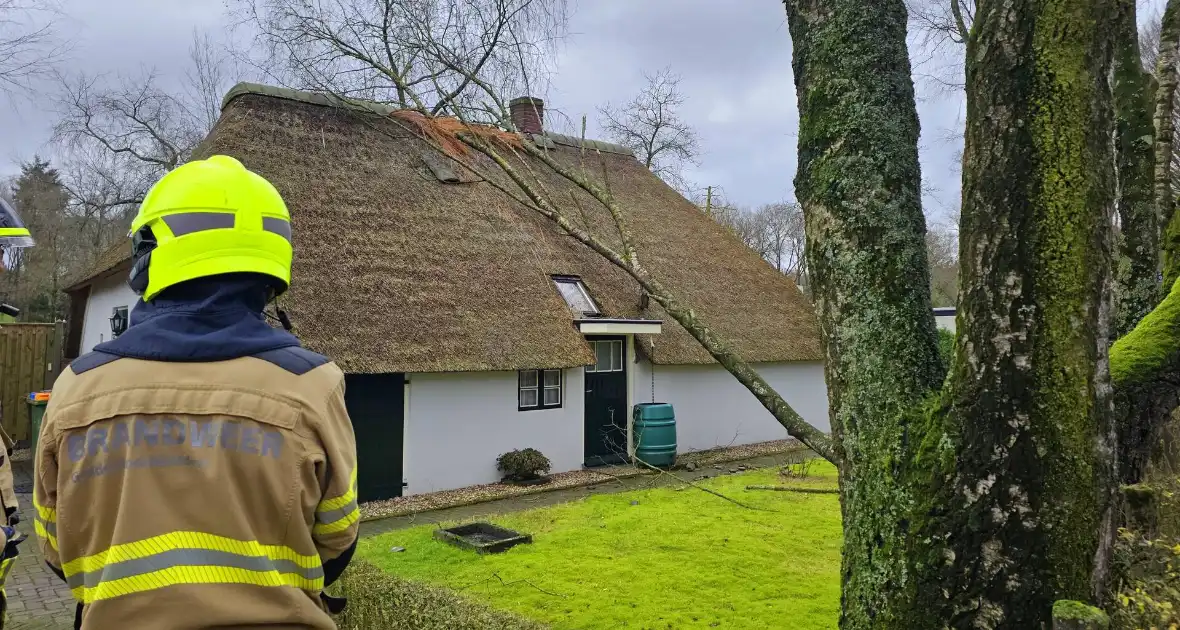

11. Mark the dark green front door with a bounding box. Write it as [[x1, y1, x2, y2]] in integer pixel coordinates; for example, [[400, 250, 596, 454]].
[[344, 373, 405, 502], [584, 337, 628, 467]]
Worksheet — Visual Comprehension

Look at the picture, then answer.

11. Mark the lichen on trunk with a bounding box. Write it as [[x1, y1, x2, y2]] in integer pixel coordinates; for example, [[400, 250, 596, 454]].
[[1155, 0, 1180, 286], [782, 0, 943, 626], [1112, 0, 1161, 335], [905, 0, 1119, 625]]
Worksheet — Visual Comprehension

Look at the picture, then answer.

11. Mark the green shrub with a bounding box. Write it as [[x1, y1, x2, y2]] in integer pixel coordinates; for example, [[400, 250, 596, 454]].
[[331, 560, 548, 630], [496, 448, 551, 482], [937, 328, 954, 370], [1111, 528, 1180, 629]]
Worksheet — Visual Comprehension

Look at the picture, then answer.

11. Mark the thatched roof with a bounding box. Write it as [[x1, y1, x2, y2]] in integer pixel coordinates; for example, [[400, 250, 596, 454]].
[[65, 82, 822, 373], [65, 240, 132, 293]]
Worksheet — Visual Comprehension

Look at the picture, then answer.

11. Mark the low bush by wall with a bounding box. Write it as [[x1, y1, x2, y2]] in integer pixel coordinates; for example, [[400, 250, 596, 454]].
[[330, 560, 548, 630]]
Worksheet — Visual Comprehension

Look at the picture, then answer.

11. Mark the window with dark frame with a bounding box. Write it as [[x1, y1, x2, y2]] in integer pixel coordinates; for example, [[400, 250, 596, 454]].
[[519, 369, 563, 410]]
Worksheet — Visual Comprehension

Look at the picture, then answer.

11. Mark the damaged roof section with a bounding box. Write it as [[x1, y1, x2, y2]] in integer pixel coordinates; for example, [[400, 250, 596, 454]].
[[67, 82, 822, 374]]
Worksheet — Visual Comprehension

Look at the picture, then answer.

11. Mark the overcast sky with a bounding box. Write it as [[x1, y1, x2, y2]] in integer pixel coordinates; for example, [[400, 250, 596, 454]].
[[0, 0, 1168, 228]]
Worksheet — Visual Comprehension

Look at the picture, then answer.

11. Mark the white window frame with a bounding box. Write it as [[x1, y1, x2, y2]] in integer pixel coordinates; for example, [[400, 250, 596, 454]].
[[585, 339, 624, 373]]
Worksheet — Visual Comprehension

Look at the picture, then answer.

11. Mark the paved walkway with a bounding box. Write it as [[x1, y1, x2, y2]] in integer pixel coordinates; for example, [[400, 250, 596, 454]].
[[6, 464, 75, 630]]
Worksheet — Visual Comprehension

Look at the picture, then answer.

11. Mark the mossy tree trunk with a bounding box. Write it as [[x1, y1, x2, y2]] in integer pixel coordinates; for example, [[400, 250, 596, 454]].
[[1111, 277, 1180, 485], [1157, 0, 1180, 286], [783, 0, 945, 627], [1113, 0, 1161, 336], [786, 0, 1119, 626], [916, 0, 1118, 624]]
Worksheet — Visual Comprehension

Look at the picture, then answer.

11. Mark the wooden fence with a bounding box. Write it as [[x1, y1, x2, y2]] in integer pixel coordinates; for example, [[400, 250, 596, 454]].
[[0, 323, 63, 442]]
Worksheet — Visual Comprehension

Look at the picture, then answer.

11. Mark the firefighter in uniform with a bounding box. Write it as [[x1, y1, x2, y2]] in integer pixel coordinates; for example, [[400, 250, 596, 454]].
[[0, 197, 33, 628], [32, 156, 359, 630]]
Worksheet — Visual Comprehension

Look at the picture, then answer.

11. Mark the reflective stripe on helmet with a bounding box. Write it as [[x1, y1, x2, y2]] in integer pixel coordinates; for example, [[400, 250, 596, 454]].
[[263, 216, 292, 241], [158, 212, 291, 242], [161, 212, 235, 236], [0, 199, 34, 248], [62, 531, 323, 604]]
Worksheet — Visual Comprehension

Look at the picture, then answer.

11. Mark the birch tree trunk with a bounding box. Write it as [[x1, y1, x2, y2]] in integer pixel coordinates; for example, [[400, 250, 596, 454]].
[[913, 0, 1118, 624], [785, 0, 1119, 626]]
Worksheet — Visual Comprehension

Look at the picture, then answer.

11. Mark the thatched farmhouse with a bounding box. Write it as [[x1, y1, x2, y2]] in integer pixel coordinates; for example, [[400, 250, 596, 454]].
[[61, 83, 829, 501]]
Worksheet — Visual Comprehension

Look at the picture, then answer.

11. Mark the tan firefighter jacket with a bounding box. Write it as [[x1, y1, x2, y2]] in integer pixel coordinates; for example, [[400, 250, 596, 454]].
[[0, 423, 17, 523], [32, 347, 359, 630]]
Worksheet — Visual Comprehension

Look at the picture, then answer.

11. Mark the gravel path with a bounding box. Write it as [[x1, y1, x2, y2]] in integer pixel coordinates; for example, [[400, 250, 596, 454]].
[[360, 439, 808, 523]]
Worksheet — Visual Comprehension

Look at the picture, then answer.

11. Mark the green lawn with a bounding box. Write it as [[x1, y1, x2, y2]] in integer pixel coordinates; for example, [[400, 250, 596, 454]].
[[360, 461, 842, 630]]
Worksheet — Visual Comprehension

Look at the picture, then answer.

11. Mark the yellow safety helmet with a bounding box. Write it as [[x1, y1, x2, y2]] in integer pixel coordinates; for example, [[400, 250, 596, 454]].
[[128, 155, 292, 301], [0, 197, 34, 249]]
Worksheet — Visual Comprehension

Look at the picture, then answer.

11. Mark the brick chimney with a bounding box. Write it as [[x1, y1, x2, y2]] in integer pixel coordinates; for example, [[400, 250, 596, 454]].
[[509, 96, 544, 134]]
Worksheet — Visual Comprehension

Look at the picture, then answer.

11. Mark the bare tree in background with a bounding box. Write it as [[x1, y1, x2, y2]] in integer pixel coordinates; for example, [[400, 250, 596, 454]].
[[712, 201, 807, 282], [925, 209, 959, 307], [598, 68, 700, 195], [50, 31, 241, 260], [228, 0, 568, 123], [904, 0, 974, 91], [0, 0, 65, 95]]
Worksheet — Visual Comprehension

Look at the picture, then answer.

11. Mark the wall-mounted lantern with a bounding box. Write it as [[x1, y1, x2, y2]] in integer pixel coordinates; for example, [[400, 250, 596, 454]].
[[109, 306, 128, 338]]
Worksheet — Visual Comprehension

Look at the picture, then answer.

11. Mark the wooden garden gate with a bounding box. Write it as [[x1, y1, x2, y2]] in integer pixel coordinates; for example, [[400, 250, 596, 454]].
[[0, 323, 63, 442]]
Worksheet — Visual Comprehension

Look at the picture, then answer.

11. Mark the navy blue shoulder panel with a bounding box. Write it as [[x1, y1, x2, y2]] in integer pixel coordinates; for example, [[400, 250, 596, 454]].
[[69, 351, 123, 375], [251, 346, 331, 376]]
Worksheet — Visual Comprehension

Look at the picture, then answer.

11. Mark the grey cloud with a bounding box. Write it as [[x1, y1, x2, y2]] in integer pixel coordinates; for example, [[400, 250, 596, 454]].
[[2, 0, 963, 218]]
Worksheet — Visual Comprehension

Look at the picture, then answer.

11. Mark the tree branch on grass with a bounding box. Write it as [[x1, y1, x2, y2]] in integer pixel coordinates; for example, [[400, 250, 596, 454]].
[[457, 571, 568, 598], [745, 485, 838, 495]]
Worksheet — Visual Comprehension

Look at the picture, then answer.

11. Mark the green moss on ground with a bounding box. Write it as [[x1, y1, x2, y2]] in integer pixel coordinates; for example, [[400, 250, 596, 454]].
[[360, 462, 843, 630], [1052, 600, 1110, 625]]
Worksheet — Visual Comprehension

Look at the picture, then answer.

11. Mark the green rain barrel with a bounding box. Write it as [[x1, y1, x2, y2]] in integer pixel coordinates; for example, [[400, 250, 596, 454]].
[[633, 403, 677, 468], [27, 391, 50, 455]]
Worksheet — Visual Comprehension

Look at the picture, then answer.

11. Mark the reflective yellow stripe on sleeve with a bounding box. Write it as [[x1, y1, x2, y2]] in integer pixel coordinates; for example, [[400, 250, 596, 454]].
[[313, 468, 359, 536], [61, 531, 323, 604], [32, 494, 56, 552]]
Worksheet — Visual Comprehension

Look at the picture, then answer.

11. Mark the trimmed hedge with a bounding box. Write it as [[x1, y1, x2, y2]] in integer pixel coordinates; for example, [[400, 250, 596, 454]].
[[330, 560, 548, 630], [937, 328, 954, 370]]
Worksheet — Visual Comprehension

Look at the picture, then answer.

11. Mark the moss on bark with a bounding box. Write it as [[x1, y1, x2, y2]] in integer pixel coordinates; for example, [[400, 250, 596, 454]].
[[1155, 0, 1180, 286], [1112, 0, 1161, 335], [909, 0, 1117, 625], [1111, 278, 1180, 484], [783, 0, 942, 627], [1051, 600, 1110, 629]]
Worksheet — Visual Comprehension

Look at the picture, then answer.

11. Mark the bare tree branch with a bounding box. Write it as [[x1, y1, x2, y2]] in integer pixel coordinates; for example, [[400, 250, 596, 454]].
[[228, 0, 568, 120], [0, 0, 67, 96], [446, 130, 835, 462], [598, 68, 700, 196], [49, 29, 240, 258]]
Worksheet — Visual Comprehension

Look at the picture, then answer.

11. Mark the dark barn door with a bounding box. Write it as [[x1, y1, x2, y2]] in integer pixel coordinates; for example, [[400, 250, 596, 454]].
[[344, 373, 405, 502], [584, 337, 628, 467]]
